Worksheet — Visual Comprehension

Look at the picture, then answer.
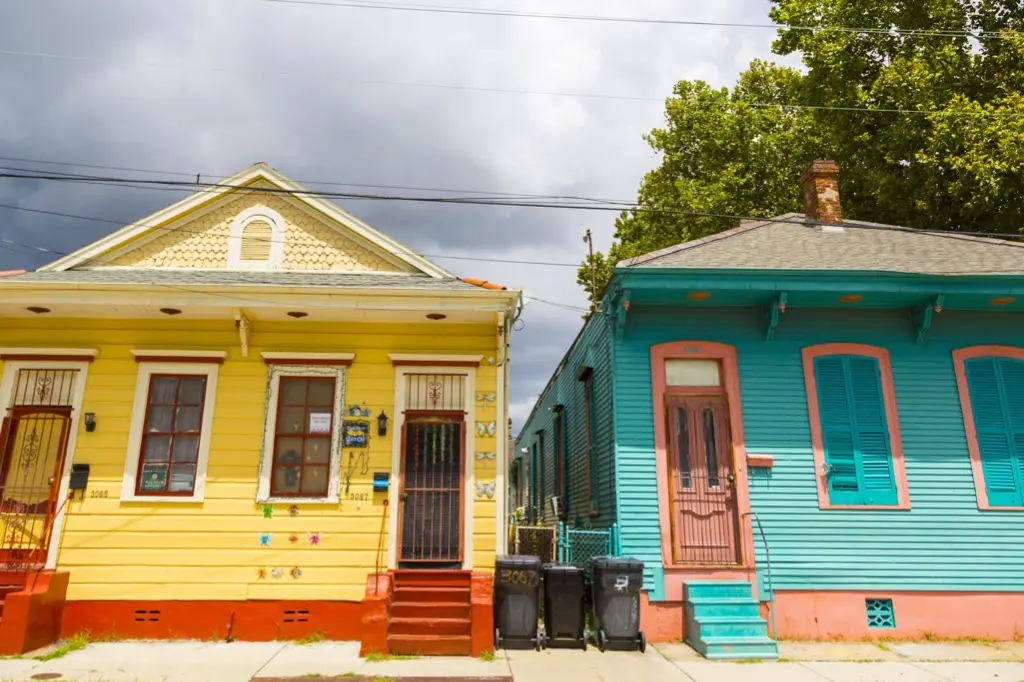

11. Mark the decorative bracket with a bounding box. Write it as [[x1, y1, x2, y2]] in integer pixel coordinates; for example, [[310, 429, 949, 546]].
[[613, 288, 631, 341], [235, 309, 252, 358], [765, 292, 788, 341], [913, 295, 945, 345]]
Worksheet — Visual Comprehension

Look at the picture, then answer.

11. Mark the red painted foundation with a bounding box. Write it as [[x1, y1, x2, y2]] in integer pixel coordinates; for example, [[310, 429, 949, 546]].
[[360, 572, 391, 656], [639, 591, 684, 643], [0, 570, 70, 655], [469, 574, 494, 657], [61, 599, 363, 642]]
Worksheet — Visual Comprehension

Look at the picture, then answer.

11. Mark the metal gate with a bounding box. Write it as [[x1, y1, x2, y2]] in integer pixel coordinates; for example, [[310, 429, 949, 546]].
[[397, 415, 464, 568], [0, 369, 77, 571]]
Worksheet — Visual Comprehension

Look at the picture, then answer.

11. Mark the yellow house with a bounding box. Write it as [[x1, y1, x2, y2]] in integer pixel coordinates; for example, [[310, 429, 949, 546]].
[[0, 163, 520, 656]]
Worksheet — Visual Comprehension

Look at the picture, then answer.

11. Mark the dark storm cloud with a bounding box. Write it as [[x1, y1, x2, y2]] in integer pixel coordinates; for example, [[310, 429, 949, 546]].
[[0, 0, 778, 428]]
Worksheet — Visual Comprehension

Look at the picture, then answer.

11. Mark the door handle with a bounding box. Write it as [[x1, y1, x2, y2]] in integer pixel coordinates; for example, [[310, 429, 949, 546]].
[[401, 492, 409, 501]]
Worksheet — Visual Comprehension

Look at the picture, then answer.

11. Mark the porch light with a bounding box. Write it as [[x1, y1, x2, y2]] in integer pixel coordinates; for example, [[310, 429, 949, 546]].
[[160, 308, 182, 316], [26, 306, 50, 314], [84, 413, 97, 432], [377, 409, 389, 437]]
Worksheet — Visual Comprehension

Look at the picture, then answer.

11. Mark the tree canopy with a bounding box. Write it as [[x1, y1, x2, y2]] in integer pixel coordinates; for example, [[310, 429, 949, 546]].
[[580, 0, 1024, 303]]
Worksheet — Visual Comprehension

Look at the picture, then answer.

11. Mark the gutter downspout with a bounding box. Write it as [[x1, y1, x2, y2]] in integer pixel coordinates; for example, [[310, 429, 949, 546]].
[[495, 310, 509, 556]]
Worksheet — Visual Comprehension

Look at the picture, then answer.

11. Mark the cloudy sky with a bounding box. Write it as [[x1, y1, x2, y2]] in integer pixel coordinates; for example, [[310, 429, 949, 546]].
[[0, 0, 788, 430]]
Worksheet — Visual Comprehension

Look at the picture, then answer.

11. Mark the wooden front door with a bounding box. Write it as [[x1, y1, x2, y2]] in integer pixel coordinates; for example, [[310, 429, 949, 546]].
[[397, 414, 464, 568], [666, 395, 740, 564], [0, 407, 73, 570]]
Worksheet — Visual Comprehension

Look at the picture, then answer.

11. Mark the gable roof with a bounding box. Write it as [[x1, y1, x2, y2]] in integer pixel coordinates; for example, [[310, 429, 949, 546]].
[[39, 162, 456, 279], [619, 213, 1024, 276]]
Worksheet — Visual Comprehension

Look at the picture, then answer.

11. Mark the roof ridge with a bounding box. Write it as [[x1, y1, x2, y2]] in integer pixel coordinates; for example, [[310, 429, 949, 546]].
[[619, 213, 805, 267]]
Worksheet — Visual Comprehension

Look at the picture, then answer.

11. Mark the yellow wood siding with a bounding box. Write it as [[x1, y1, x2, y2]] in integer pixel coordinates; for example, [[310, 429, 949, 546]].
[[107, 188, 404, 272], [0, 318, 500, 602]]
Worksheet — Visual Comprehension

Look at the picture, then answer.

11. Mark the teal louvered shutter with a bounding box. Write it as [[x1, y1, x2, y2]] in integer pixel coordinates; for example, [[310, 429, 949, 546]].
[[813, 355, 898, 505], [965, 358, 1024, 506]]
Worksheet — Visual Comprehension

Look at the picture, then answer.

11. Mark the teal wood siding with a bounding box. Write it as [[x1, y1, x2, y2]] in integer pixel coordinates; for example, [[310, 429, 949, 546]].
[[515, 314, 617, 528], [614, 306, 1024, 599], [813, 354, 898, 505], [963, 357, 1024, 506]]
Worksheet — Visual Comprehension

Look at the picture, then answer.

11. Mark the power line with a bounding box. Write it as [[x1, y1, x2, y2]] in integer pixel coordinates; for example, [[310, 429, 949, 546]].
[[4, 169, 1024, 245], [258, 0, 1015, 39], [2, 48, 1021, 117]]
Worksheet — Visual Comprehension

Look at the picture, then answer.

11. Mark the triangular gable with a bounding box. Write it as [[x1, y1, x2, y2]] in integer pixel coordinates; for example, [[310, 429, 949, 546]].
[[40, 162, 455, 279]]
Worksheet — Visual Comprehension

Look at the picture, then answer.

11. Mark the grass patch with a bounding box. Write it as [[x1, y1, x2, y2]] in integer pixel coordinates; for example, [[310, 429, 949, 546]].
[[364, 652, 419, 662], [478, 649, 495, 662], [876, 641, 893, 652], [372, 677, 394, 682], [296, 632, 327, 645], [33, 632, 90, 661]]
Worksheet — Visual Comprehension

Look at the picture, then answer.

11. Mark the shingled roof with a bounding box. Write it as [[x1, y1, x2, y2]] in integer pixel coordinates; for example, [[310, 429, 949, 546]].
[[0, 270, 478, 290], [618, 214, 1024, 276]]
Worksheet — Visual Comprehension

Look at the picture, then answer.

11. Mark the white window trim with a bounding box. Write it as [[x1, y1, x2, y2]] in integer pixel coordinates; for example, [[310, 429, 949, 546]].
[[255, 365, 348, 504], [387, 363, 476, 570], [227, 205, 285, 270], [120, 362, 220, 503], [0, 348, 99, 358], [0, 358, 90, 569], [260, 352, 355, 363], [388, 354, 483, 364], [132, 350, 228, 359]]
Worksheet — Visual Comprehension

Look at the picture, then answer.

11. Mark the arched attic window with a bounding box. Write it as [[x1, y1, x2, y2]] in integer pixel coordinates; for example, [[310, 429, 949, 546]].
[[228, 206, 285, 270]]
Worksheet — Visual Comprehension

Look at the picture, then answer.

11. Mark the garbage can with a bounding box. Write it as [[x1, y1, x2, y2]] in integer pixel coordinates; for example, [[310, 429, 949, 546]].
[[589, 556, 645, 652], [493, 555, 543, 650], [542, 564, 587, 650]]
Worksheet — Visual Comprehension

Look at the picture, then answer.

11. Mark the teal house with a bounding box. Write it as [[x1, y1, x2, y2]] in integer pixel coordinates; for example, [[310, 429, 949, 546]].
[[515, 161, 1024, 657]]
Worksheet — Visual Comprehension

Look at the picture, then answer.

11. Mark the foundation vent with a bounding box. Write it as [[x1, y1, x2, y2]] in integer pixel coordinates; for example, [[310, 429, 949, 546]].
[[133, 609, 161, 623], [283, 608, 310, 623], [866, 598, 895, 629]]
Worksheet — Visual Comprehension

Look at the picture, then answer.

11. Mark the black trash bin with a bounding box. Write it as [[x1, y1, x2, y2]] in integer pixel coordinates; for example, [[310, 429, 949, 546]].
[[542, 564, 587, 650], [589, 556, 645, 652], [493, 555, 543, 650]]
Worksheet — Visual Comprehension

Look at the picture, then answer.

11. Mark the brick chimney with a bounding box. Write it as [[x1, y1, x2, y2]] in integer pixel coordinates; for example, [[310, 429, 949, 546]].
[[799, 160, 842, 224]]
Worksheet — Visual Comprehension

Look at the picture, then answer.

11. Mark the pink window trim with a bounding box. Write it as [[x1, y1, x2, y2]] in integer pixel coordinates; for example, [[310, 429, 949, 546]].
[[951, 345, 1024, 511], [801, 343, 911, 511], [650, 341, 755, 569]]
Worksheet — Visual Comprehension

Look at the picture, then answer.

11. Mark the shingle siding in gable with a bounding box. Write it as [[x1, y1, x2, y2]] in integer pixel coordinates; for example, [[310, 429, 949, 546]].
[[616, 305, 1024, 599], [514, 313, 617, 531]]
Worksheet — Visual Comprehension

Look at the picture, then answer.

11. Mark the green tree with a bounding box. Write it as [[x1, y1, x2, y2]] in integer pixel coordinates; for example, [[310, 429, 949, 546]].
[[581, 0, 1024, 301]]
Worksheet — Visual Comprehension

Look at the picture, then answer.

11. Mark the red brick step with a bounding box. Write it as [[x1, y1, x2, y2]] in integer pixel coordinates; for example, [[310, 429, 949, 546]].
[[387, 634, 472, 656], [389, 602, 471, 620]]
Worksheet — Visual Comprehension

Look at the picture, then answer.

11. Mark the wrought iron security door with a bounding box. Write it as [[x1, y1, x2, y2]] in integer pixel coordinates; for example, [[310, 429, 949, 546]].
[[398, 415, 464, 568], [0, 369, 77, 571], [666, 395, 741, 564]]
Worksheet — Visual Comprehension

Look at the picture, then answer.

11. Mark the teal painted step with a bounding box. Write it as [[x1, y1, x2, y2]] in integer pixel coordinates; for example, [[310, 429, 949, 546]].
[[684, 581, 777, 661], [690, 636, 779, 660]]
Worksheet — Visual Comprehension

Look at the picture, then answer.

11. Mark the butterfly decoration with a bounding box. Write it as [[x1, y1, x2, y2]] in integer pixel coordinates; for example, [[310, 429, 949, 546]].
[[291, 567, 302, 579], [486, 421, 496, 436], [475, 480, 496, 499], [475, 393, 496, 403], [289, 534, 299, 544], [475, 452, 496, 461], [308, 532, 321, 546], [288, 504, 299, 517], [262, 504, 274, 519], [256, 567, 267, 580], [271, 567, 283, 579], [259, 533, 272, 547]]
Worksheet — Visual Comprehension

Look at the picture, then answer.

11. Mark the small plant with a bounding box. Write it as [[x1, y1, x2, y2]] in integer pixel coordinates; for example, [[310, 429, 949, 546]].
[[478, 649, 495, 662], [296, 631, 327, 645], [372, 677, 394, 682], [209, 630, 221, 643], [34, 632, 90, 661], [876, 641, 892, 652], [364, 651, 419, 662]]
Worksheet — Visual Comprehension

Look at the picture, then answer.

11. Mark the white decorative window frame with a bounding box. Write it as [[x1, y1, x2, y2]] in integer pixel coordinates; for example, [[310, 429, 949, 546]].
[[386, 362, 476, 570], [255, 364, 348, 504], [0, 357, 91, 569], [121, 360, 221, 503], [227, 205, 285, 270]]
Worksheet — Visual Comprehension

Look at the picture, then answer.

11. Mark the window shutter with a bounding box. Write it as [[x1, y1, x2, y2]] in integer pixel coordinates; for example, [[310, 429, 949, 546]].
[[847, 357, 897, 505], [240, 220, 273, 261], [814, 354, 897, 505], [965, 358, 1024, 506]]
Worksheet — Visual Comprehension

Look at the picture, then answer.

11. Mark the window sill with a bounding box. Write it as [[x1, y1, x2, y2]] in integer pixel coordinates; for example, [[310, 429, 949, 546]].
[[120, 493, 205, 503], [820, 503, 911, 511], [978, 504, 1024, 512], [257, 495, 340, 505]]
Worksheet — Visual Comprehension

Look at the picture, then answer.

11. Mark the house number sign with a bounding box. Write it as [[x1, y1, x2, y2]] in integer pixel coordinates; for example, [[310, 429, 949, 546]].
[[499, 568, 539, 587]]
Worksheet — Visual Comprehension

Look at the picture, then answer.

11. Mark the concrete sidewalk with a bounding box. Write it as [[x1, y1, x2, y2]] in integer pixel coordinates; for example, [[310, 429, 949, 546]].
[[1, 639, 1023, 681]]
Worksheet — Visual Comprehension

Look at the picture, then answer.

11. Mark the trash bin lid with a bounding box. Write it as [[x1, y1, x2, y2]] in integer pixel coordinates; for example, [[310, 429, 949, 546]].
[[589, 556, 644, 571], [496, 555, 543, 570], [543, 563, 584, 574]]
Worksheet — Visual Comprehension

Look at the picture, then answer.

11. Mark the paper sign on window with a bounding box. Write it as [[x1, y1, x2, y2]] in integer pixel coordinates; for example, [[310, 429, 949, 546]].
[[309, 413, 332, 434]]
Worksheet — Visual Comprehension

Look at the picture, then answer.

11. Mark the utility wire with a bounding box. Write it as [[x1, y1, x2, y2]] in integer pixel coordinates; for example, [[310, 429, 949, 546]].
[[2, 48, 1021, 117], [258, 0, 1017, 39]]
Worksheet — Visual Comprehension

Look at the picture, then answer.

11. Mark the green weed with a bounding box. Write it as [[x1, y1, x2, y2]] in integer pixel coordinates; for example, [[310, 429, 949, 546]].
[[33, 632, 90, 661], [478, 649, 495, 662], [296, 632, 327, 645]]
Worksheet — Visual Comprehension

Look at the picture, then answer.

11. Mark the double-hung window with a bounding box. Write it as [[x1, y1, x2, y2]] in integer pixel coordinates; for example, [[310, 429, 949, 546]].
[[802, 344, 909, 509]]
